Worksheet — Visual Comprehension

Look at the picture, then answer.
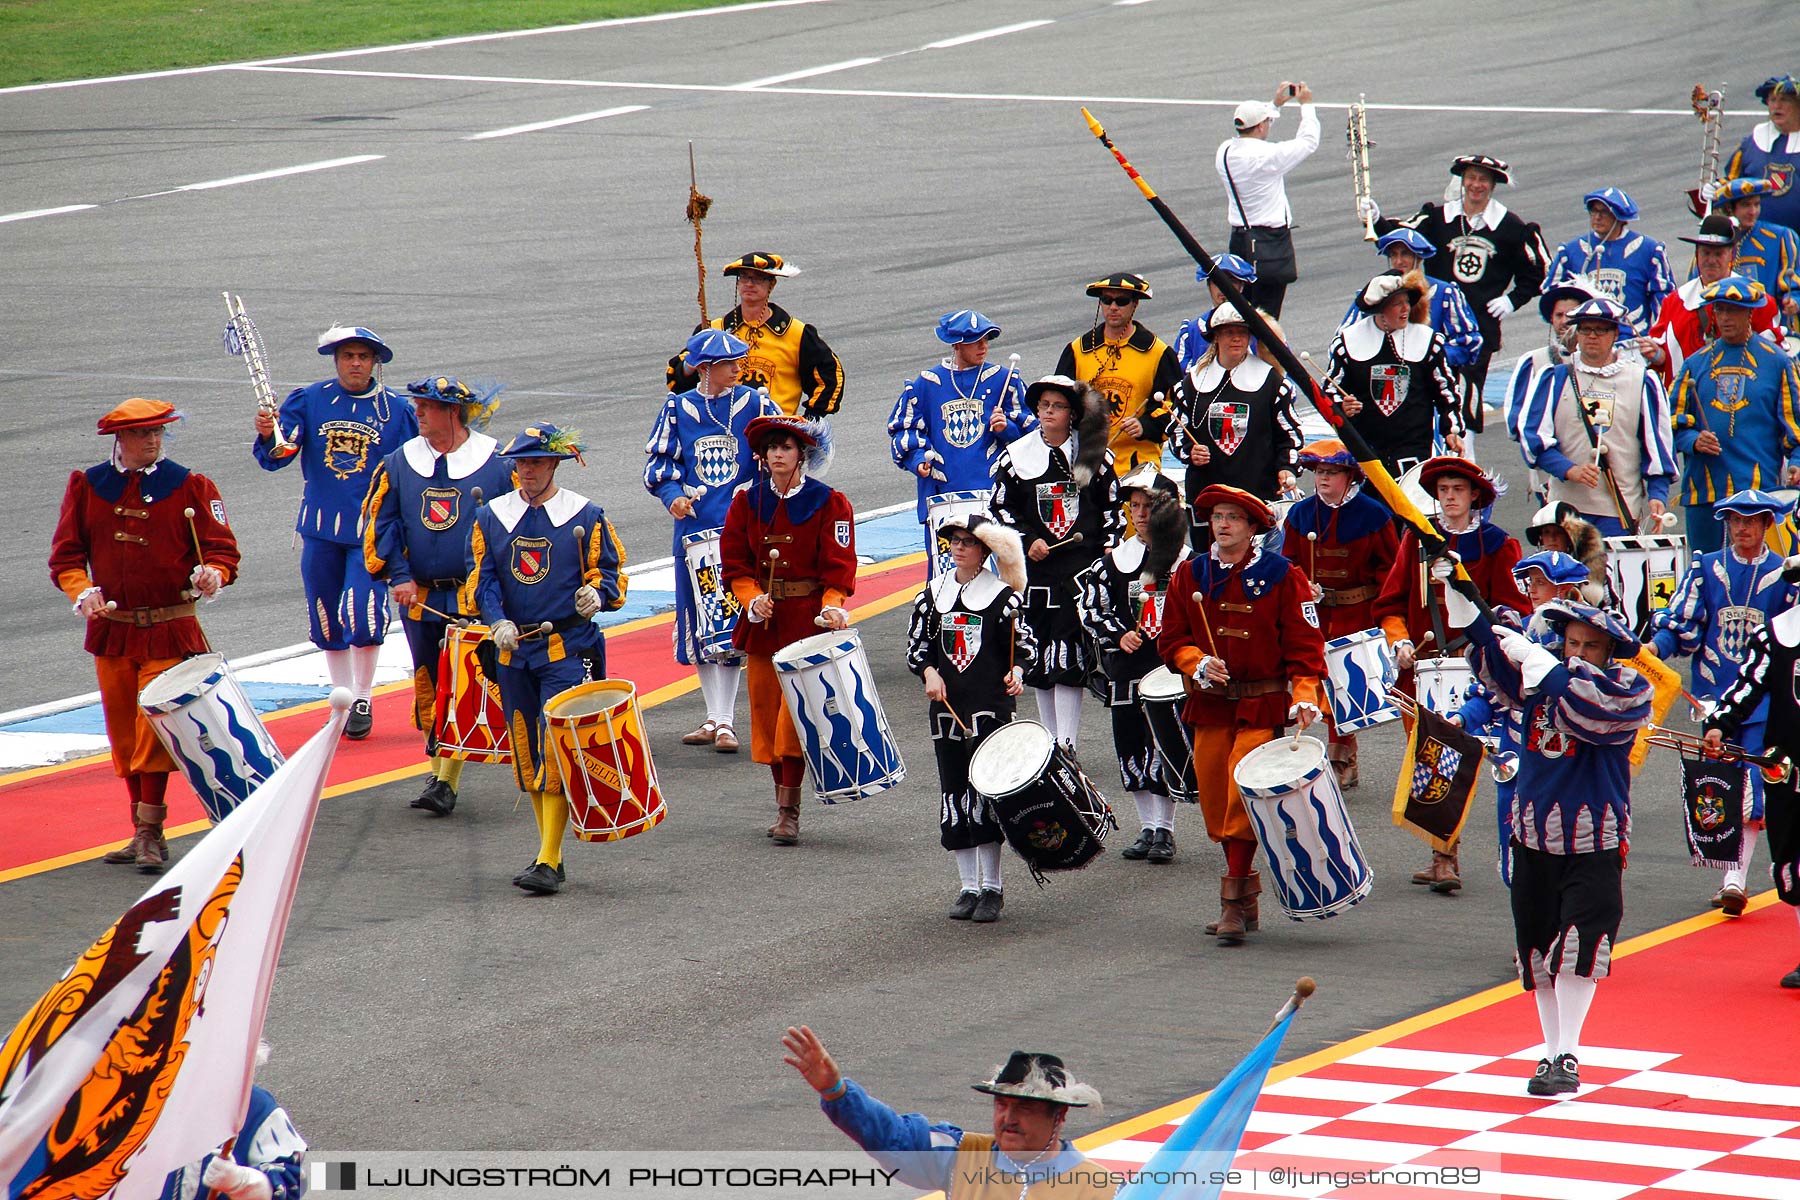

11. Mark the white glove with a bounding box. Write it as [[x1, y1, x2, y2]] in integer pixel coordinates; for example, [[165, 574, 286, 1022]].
[[490, 620, 520, 653], [1429, 557, 1454, 584], [1441, 581, 1481, 628], [202, 1158, 272, 1200], [1357, 196, 1380, 222], [1520, 641, 1562, 692], [1393, 639, 1416, 670], [1492, 625, 1535, 668], [574, 584, 602, 618], [1486, 295, 1515, 320], [190, 563, 225, 599]]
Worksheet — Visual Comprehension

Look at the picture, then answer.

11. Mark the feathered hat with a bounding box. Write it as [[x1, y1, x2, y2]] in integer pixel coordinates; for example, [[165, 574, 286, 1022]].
[[499, 424, 584, 462], [1119, 465, 1188, 589], [406, 376, 503, 432], [934, 512, 1027, 593], [972, 1052, 1102, 1111]]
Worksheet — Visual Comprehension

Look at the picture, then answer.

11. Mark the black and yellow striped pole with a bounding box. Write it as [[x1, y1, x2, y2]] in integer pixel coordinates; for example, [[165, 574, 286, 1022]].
[[1081, 107, 1495, 619]]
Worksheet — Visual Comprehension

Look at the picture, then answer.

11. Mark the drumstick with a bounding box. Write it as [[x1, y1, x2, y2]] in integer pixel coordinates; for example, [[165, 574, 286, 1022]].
[[415, 600, 460, 622], [1043, 531, 1085, 552], [182, 506, 205, 564], [765, 546, 781, 600], [1189, 591, 1220, 656], [940, 697, 973, 736], [1306, 530, 1317, 579], [517, 620, 556, 641]]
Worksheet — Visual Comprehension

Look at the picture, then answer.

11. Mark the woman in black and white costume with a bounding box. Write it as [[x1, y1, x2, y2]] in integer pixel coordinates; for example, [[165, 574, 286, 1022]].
[[988, 376, 1122, 750], [905, 514, 1037, 923], [1076, 464, 1191, 863]]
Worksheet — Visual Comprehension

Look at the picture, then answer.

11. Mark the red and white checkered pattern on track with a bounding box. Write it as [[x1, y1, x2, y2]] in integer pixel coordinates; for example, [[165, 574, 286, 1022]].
[[1077, 898, 1800, 1200]]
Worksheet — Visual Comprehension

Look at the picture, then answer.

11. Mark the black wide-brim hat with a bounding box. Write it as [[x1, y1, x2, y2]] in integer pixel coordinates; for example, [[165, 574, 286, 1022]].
[[1450, 154, 1511, 185], [1084, 273, 1152, 300], [972, 1052, 1101, 1108]]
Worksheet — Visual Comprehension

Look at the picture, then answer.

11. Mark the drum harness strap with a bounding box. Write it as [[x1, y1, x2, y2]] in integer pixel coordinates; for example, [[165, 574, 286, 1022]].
[[1318, 584, 1379, 607], [101, 602, 197, 627]]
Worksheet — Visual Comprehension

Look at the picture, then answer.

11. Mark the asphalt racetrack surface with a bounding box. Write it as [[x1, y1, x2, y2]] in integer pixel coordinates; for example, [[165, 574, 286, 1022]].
[[3, 0, 1793, 1153]]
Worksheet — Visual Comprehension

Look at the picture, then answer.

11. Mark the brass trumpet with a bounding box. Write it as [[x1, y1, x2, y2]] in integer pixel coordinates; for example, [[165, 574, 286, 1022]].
[[1644, 724, 1794, 785], [1347, 93, 1376, 241]]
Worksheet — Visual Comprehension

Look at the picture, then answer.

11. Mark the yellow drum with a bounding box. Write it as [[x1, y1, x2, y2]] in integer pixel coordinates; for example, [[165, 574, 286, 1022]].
[[544, 679, 668, 842]]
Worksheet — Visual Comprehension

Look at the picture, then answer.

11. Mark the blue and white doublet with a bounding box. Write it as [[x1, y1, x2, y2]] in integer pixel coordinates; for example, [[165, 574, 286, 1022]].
[[888, 358, 1034, 523], [1547, 231, 1676, 335]]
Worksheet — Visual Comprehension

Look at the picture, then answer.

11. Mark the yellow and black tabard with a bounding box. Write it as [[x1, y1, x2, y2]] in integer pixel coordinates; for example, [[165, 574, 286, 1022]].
[[1054, 321, 1180, 473], [666, 303, 846, 418]]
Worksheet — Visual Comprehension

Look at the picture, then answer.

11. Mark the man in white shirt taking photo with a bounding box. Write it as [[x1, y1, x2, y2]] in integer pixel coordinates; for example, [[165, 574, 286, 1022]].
[[1216, 81, 1319, 318]]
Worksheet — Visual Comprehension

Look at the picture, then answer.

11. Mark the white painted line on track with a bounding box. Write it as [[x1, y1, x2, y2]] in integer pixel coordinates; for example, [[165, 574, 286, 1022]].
[[0, 203, 97, 224], [464, 104, 650, 140], [130, 154, 384, 197], [732, 58, 883, 89], [228, 66, 1764, 119], [0, 0, 837, 96], [924, 20, 1054, 50], [1114, 0, 1158, 5]]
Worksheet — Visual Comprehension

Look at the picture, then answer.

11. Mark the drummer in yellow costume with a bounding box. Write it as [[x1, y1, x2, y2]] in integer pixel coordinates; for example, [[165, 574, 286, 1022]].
[[1054, 273, 1181, 474], [666, 251, 846, 419]]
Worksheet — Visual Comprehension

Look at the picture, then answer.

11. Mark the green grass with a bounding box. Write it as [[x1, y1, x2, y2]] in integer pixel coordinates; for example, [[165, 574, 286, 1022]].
[[0, 0, 757, 88]]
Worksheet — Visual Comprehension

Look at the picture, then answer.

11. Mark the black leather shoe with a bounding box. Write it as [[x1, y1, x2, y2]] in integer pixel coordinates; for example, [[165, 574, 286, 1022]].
[[1147, 828, 1176, 864], [1547, 1053, 1580, 1094], [948, 891, 980, 920], [345, 698, 373, 740], [1526, 1058, 1555, 1095], [972, 890, 1003, 923], [1120, 828, 1155, 860], [1781, 963, 1800, 989], [411, 778, 457, 815], [514, 862, 562, 895], [512, 860, 565, 886]]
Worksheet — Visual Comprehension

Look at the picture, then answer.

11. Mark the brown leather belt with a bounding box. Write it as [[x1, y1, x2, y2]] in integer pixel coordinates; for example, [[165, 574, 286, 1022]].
[[101, 602, 196, 628], [769, 579, 819, 599], [1318, 584, 1378, 607], [1196, 676, 1287, 700]]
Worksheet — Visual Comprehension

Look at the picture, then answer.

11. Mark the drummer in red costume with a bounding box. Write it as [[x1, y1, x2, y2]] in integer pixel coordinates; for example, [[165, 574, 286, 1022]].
[[48, 399, 241, 872], [1280, 439, 1399, 789], [721, 415, 858, 846], [1159, 485, 1326, 946], [1374, 454, 1531, 893]]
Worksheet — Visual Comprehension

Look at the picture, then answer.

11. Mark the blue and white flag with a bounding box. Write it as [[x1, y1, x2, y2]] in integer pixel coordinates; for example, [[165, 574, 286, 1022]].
[[1116, 994, 1304, 1199], [0, 697, 349, 1200]]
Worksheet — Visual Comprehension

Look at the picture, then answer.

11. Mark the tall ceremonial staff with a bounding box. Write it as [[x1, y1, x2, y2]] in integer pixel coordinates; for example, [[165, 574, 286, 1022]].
[[686, 141, 714, 325], [223, 292, 297, 460], [1081, 109, 1499, 619]]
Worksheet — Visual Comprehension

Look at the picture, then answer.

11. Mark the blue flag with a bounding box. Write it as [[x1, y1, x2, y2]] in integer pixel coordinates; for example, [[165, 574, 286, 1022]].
[[1116, 1002, 1300, 1199]]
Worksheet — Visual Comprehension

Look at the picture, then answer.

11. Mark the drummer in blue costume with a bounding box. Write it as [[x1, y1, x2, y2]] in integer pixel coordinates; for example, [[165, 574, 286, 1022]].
[[1546, 188, 1675, 334], [1453, 550, 1589, 886], [1336, 230, 1484, 377], [1649, 489, 1799, 914], [363, 376, 513, 816], [466, 425, 627, 896], [645, 330, 781, 754], [1172, 253, 1259, 371], [253, 324, 417, 740], [888, 310, 1033, 553], [1669, 275, 1800, 553]]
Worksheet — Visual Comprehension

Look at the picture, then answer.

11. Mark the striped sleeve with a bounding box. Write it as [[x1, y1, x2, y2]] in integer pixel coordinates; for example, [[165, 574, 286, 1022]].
[[1650, 556, 1708, 660], [585, 509, 628, 611], [1517, 365, 1561, 470], [1638, 369, 1678, 490], [888, 379, 929, 472], [1705, 622, 1775, 738], [643, 394, 687, 507], [1073, 558, 1127, 647], [1538, 660, 1653, 744]]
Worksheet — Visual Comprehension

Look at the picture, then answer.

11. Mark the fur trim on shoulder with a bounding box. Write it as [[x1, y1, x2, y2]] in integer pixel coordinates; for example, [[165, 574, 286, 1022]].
[[1072, 381, 1110, 487], [1403, 268, 1432, 325], [1139, 490, 1189, 588], [1563, 511, 1608, 598], [972, 516, 1028, 593]]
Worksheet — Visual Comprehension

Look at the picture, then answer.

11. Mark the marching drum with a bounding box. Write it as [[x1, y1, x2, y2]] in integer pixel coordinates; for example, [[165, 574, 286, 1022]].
[[772, 627, 906, 803], [969, 720, 1118, 875], [543, 680, 667, 842], [139, 653, 285, 823], [1322, 628, 1399, 732], [1233, 735, 1373, 920], [925, 490, 992, 578], [1604, 533, 1688, 636], [433, 623, 512, 764], [1414, 655, 1474, 718], [1136, 665, 1196, 804], [681, 526, 742, 661]]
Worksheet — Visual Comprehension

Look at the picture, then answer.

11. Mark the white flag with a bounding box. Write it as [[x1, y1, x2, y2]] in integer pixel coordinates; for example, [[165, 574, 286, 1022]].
[[0, 698, 347, 1198]]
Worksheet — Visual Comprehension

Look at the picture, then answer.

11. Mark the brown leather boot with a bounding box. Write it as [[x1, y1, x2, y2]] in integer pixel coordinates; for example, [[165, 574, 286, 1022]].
[[1410, 855, 1440, 885], [1430, 848, 1462, 894], [133, 802, 169, 874], [1240, 870, 1262, 932], [771, 785, 801, 846], [103, 797, 140, 864], [1213, 875, 1257, 945], [1328, 741, 1359, 791]]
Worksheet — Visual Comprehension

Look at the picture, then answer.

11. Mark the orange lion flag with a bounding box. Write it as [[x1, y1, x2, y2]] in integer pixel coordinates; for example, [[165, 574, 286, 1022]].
[[0, 697, 350, 1199]]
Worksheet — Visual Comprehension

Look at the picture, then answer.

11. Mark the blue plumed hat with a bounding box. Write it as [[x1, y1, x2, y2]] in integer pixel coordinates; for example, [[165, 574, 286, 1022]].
[[317, 324, 393, 363], [1536, 600, 1639, 658], [1582, 187, 1639, 221], [1714, 488, 1795, 521], [1376, 229, 1436, 259], [1198, 254, 1256, 285], [934, 310, 1001, 344], [684, 329, 750, 366], [1512, 551, 1590, 587], [406, 376, 503, 431], [1756, 74, 1799, 102], [499, 424, 584, 462]]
